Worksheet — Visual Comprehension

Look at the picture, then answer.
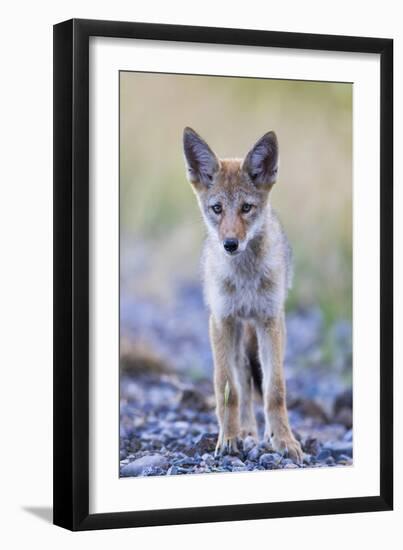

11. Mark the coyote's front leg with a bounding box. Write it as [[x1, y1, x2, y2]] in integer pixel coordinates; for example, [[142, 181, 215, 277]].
[[256, 314, 303, 463], [209, 315, 241, 456]]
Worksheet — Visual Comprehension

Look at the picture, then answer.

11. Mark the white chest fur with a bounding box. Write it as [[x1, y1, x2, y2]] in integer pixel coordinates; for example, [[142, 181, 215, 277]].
[[203, 242, 286, 322]]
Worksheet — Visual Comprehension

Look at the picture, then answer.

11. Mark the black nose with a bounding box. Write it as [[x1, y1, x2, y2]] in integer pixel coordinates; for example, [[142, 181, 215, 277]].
[[223, 238, 239, 253]]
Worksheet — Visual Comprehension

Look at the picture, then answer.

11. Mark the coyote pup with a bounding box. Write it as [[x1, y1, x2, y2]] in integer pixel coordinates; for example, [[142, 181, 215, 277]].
[[183, 127, 303, 463]]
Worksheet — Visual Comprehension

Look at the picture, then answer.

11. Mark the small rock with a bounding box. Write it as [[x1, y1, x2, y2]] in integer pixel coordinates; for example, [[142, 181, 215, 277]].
[[258, 440, 273, 452], [222, 456, 246, 470], [190, 425, 204, 436], [120, 454, 168, 477], [243, 436, 257, 453], [128, 438, 142, 453], [201, 453, 215, 466], [140, 432, 160, 442], [284, 463, 299, 469], [323, 441, 353, 459], [259, 453, 278, 469], [302, 436, 321, 456], [165, 411, 177, 422], [120, 437, 130, 449], [303, 453, 312, 465], [173, 420, 189, 432], [197, 412, 214, 423], [317, 449, 332, 461], [192, 432, 217, 455], [337, 454, 353, 465], [282, 458, 295, 466], [142, 466, 166, 476], [325, 456, 335, 465], [174, 456, 199, 466], [176, 467, 191, 474], [247, 447, 261, 462], [183, 409, 198, 421], [343, 429, 353, 442], [338, 453, 351, 462]]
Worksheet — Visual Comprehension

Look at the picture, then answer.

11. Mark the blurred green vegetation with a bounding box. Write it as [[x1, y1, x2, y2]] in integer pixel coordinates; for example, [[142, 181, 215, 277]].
[[120, 72, 352, 322]]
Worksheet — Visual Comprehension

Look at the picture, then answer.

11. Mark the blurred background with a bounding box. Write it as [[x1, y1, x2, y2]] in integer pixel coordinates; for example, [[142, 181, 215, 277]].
[[119, 72, 353, 477]]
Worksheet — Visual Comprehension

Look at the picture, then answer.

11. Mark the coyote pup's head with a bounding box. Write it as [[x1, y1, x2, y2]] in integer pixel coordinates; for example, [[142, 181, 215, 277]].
[[183, 127, 279, 256]]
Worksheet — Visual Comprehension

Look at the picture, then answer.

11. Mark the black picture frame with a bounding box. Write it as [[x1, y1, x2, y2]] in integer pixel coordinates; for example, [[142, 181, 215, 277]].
[[53, 18, 393, 531]]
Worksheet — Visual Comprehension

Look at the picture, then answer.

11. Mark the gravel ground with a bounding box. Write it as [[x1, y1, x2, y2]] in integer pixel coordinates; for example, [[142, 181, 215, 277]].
[[119, 277, 352, 477], [120, 372, 352, 477]]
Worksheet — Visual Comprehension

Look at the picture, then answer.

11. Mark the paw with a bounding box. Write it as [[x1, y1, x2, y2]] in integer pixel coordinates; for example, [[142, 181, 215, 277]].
[[271, 433, 303, 464], [215, 435, 239, 457]]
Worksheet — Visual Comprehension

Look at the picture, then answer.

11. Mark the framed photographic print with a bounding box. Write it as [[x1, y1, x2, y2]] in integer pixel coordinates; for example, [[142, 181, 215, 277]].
[[53, 19, 393, 530]]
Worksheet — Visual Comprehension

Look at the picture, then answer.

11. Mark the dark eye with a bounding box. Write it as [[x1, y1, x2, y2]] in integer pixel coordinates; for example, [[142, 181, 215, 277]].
[[241, 203, 253, 213], [211, 204, 222, 214]]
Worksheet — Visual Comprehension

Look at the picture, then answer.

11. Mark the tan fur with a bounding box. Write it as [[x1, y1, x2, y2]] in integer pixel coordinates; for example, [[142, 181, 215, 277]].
[[210, 316, 241, 446], [257, 316, 301, 458], [183, 128, 303, 462]]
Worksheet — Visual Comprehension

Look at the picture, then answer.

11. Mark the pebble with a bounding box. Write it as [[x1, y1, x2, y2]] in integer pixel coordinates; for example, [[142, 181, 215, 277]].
[[323, 441, 353, 459], [128, 439, 142, 453], [201, 453, 215, 466], [120, 454, 168, 477], [316, 449, 332, 461], [302, 436, 321, 456], [259, 453, 278, 469], [173, 420, 189, 433], [243, 436, 257, 453], [192, 432, 217, 455], [337, 454, 353, 465], [282, 458, 294, 466], [222, 456, 246, 469], [176, 467, 192, 474], [247, 447, 262, 462], [258, 440, 273, 452], [343, 429, 353, 442], [142, 466, 166, 476], [174, 456, 199, 466]]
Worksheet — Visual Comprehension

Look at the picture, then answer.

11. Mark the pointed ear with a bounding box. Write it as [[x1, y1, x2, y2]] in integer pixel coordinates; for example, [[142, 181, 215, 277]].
[[183, 127, 220, 188], [243, 131, 279, 186]]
